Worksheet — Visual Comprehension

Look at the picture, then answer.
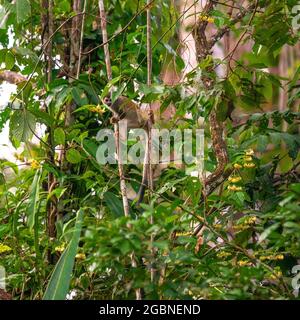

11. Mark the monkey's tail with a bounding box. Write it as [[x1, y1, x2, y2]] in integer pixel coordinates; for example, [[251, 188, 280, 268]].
[[137, 167, 148, 205]]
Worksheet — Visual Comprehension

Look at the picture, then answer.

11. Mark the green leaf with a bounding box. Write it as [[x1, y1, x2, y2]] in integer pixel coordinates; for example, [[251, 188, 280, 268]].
[[58, 0, 70, 12], [0, 6, 8, 29], [16, 0, 31, 23], [103, 192, 124, 217], [256, 135, 268, 152], [66, 148, 82, 164], [43, 209, 84, 300], [0, 173, 5, 185], [5, 51, 15, 69], [71, 87, 88, 106], [82, 138, 98, 158], [54, 128, 66, 146], [258, 222, 280, 243], [9, 109, 36, 144], [30, 109, 54, 126], [26, 169, 42, 230], [100, 76, 121, 100], [0, 224, 9, 239]]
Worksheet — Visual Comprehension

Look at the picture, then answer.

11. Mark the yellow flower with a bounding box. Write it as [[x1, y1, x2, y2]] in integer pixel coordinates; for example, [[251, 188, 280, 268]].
[[244, 162, 255, 168], [268, 270, 282, 280], [0, 243, 12, 254], [90, 105, 106, 115], [55, 244, 66, 252], [233, 224, 248, 231], [259, 254, 283, 261], [244, 156, 253, 162], [237, 260, 251, 266], [175, 231, 191, 237], [29, 159, 41, 169], [75, 253, 86, 260], [228, 185, 242, 191], [233, 163, 242, 169], [213, 223, 222, 230], [216, 251, 231, 258], [246, 216, 257, 225], [228, 176, 242, 183], [199, 15, 214, 23], [245, 149, 254, 156]]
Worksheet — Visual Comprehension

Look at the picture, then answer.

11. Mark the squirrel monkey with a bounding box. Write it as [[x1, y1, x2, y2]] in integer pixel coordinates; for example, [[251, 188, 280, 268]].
[[103, 95, 147, 129], [103, 95, 149, 204]]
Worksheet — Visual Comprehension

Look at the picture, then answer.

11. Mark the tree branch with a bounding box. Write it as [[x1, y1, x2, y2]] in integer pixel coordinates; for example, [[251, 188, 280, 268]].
[[208, 2, 257, 49], [0, 71, 26, 84]]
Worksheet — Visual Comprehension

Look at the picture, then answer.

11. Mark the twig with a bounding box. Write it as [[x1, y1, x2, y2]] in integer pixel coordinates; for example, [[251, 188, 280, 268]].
[[77, 0, 87, 79]]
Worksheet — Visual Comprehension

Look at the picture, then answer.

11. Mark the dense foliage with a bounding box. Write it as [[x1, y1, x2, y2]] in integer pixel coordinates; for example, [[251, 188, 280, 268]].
[[0, 0, 300, 300]]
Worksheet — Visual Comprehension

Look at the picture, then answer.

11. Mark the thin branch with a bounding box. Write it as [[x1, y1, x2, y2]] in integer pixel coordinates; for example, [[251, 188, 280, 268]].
[[77, 0, 87, 79], [47, 0, 54, 83], [208, 2, 257, 48], [224, 1, 258, 63]]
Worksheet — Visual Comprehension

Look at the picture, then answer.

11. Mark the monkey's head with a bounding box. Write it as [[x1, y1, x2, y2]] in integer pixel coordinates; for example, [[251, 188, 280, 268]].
[[102, 95, 112, 107], [102, 95, 130, 118]]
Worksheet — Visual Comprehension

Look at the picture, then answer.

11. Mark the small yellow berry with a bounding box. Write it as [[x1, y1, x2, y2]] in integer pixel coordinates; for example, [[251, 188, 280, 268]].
[[55, 244, 66, 253], [275, 254, 284, 260], [75, 253, 86, 260], [244, 156, 253, 162], [233, 163, 242, 169], [213, 223, 222, 230], [245, 149, 254, 156], [228, 185, 242, 191], [216, 251, 231, 258], [246, 216, 257, 225], [228, 176, 242, 183], [244, 163, 255, 168], [237, 260, 250, 266]]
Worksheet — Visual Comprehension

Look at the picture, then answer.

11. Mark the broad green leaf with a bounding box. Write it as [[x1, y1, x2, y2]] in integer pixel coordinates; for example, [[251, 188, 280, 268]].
[[43, 209, 84, 300], [9, 109, 36, 144], [66, 148, 82, 164], [54, 128, 66, 146], [30, 109, 54, 126], [5, 51, 15, 69], [258, 222, 280, 243], [0, 6, 7, 29], [82, 138, 98, 158], [71, 87, 88, 106], [26, 169, 42, 230], [16, 0, 31, 23], [103, 192, 124, 217], [100, 76, 121, 100], [0, 224, 9, 238]]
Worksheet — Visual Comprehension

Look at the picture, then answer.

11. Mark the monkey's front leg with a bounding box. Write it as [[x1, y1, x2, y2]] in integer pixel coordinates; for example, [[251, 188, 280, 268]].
[[110, 115, 120, 125]]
